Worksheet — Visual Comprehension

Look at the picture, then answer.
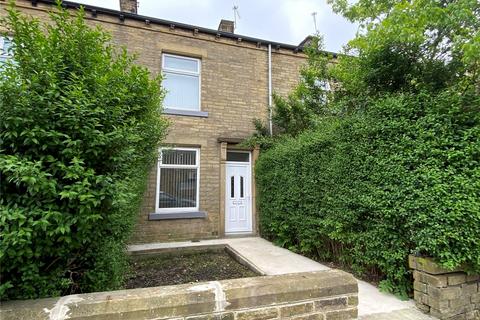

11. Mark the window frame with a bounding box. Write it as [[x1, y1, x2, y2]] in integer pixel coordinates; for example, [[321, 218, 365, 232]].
[[161, 53, 202, 111], [155, 147, 200, 213]]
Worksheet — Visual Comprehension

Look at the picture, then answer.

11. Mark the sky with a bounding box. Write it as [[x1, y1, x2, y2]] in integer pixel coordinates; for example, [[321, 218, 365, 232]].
[[73, 0, 358, 53]]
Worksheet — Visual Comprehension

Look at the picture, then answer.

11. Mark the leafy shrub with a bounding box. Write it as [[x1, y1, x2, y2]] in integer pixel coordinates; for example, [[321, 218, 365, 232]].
[[254, 0, 479, 297], [0, 4, 168, 300], [256, 88, 480, 296]]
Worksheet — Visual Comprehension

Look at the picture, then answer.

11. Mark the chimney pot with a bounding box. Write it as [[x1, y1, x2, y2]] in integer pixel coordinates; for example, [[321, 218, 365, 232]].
[[218, 19, 234, 33], [119, 0, 137, 14]]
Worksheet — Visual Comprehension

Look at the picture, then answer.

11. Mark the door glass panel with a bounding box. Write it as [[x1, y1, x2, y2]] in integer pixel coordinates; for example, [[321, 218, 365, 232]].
[[226, 152, 249, 162], [240, 176, 244, 198], [230, 176, 235, 198]]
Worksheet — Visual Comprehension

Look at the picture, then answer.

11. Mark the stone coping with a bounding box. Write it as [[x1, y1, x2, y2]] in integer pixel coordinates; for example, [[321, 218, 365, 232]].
[[409, 255, 465, 275], [0, 270, 358, 320]]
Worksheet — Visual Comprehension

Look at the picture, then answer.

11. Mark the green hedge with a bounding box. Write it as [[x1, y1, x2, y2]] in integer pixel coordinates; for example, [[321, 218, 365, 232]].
[[256, 89, 480, 295], [0, 5, 168, 300]]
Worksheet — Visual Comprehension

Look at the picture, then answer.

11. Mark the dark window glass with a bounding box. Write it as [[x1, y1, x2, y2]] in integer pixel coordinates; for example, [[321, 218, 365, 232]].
[[226, 152, 249, 162], [230, 176, 235, 198], [158, 168, 197, 208]]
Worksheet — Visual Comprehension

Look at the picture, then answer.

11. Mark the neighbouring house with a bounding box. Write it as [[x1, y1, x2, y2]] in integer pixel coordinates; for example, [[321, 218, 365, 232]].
[[1, 0, 332, 243]]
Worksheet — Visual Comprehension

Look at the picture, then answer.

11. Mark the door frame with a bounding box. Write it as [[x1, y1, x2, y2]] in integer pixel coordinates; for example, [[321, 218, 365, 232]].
[[224, 151, 253, 234]]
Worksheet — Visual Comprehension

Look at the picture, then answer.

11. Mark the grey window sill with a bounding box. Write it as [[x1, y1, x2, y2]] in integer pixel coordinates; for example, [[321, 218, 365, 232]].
[[148, 211, 207, 220], [163, 108, 209, 118]]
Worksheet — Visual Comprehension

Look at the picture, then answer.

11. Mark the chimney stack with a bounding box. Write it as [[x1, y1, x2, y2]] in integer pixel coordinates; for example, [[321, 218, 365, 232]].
[[119, 0, 138, 14], [218, 20, 234, 33]]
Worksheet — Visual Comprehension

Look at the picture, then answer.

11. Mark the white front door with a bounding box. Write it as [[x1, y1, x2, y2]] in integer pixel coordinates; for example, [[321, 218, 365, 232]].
[[225, 161, 252, 234]]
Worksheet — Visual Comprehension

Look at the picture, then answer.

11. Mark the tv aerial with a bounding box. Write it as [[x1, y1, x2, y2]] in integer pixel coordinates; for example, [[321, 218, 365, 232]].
[[311, 12, 319, 34], [233, 4, 241, 31]]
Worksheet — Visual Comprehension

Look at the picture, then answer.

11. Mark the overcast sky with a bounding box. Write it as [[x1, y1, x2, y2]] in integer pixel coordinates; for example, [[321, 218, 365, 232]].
[[74, 0, 358, 52]]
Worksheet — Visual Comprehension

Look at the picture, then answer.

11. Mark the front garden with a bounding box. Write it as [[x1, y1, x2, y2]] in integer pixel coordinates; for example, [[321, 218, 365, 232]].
[[125, 248, 258, 289]]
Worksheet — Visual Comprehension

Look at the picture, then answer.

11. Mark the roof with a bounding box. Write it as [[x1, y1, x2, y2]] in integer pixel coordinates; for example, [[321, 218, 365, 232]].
[[31, 0, 338, 57]]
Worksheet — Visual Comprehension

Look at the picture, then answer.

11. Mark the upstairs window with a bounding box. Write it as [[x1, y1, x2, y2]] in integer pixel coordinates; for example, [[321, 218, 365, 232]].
[[162, 54, 201, 111], [0, 36, 13, 67], [314, 79, 331, 103]]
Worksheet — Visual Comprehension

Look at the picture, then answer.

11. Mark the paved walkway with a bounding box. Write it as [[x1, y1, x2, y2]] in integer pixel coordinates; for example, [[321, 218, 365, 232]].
[[128, 237, 436, 320]]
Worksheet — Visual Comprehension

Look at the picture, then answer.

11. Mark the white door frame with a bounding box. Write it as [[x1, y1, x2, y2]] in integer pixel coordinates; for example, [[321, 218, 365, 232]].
[[225, 151, 253, 234]]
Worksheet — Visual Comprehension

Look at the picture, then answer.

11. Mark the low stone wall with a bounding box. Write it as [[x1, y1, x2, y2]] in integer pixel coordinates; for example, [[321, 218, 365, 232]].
[[1, 270, 358, 320], [409, 255, 480, 320]]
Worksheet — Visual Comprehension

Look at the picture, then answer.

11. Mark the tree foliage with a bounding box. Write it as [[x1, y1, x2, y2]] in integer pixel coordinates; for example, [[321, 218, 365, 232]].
[[0, 3, 168, 300], [331, 0, 480, 102], [272, 37, 334, 136]]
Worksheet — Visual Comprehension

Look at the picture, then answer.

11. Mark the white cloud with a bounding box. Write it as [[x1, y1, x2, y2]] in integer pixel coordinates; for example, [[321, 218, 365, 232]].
[[75, 0, 118, 9], [281, 0, 322, 41]]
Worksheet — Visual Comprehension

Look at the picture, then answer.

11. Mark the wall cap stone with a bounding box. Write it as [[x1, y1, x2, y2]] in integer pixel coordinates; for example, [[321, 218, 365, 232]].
[[0, 270, 357, 320], [408, 255, 465, 275]]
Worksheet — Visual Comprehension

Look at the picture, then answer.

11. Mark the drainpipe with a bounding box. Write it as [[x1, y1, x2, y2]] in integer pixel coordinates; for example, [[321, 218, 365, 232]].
[[268, 44, 273, 136]]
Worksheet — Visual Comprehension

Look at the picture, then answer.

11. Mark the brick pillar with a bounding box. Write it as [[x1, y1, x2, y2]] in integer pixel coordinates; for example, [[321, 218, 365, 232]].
[[409, 255, 480, 319]]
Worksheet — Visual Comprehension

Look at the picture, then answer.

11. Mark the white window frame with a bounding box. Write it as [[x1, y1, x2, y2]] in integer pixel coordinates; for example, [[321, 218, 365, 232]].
[[161, 53, 201, 111], [155, 147, 200, 213]]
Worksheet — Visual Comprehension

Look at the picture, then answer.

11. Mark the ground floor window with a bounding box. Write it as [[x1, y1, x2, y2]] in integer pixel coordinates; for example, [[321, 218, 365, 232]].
[[156, 147, 199, 212]]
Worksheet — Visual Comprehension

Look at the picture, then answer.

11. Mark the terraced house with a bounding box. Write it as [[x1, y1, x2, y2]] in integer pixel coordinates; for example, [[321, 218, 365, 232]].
[[2, 0, 314, 243]]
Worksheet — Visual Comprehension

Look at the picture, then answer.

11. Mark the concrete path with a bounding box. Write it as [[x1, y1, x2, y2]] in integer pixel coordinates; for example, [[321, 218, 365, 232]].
[[128, 237, 436, 320]]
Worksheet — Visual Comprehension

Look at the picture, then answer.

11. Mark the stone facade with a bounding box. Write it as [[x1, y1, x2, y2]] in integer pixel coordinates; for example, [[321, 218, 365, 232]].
[[409, 255, 480, 320], [0, 270, 358, 320], [3, 0, 309, 243]]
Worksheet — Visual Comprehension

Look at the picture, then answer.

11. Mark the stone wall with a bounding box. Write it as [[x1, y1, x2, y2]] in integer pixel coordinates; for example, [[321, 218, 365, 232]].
[[1, 270, 358, 320], [409, 255, 480, 320]]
